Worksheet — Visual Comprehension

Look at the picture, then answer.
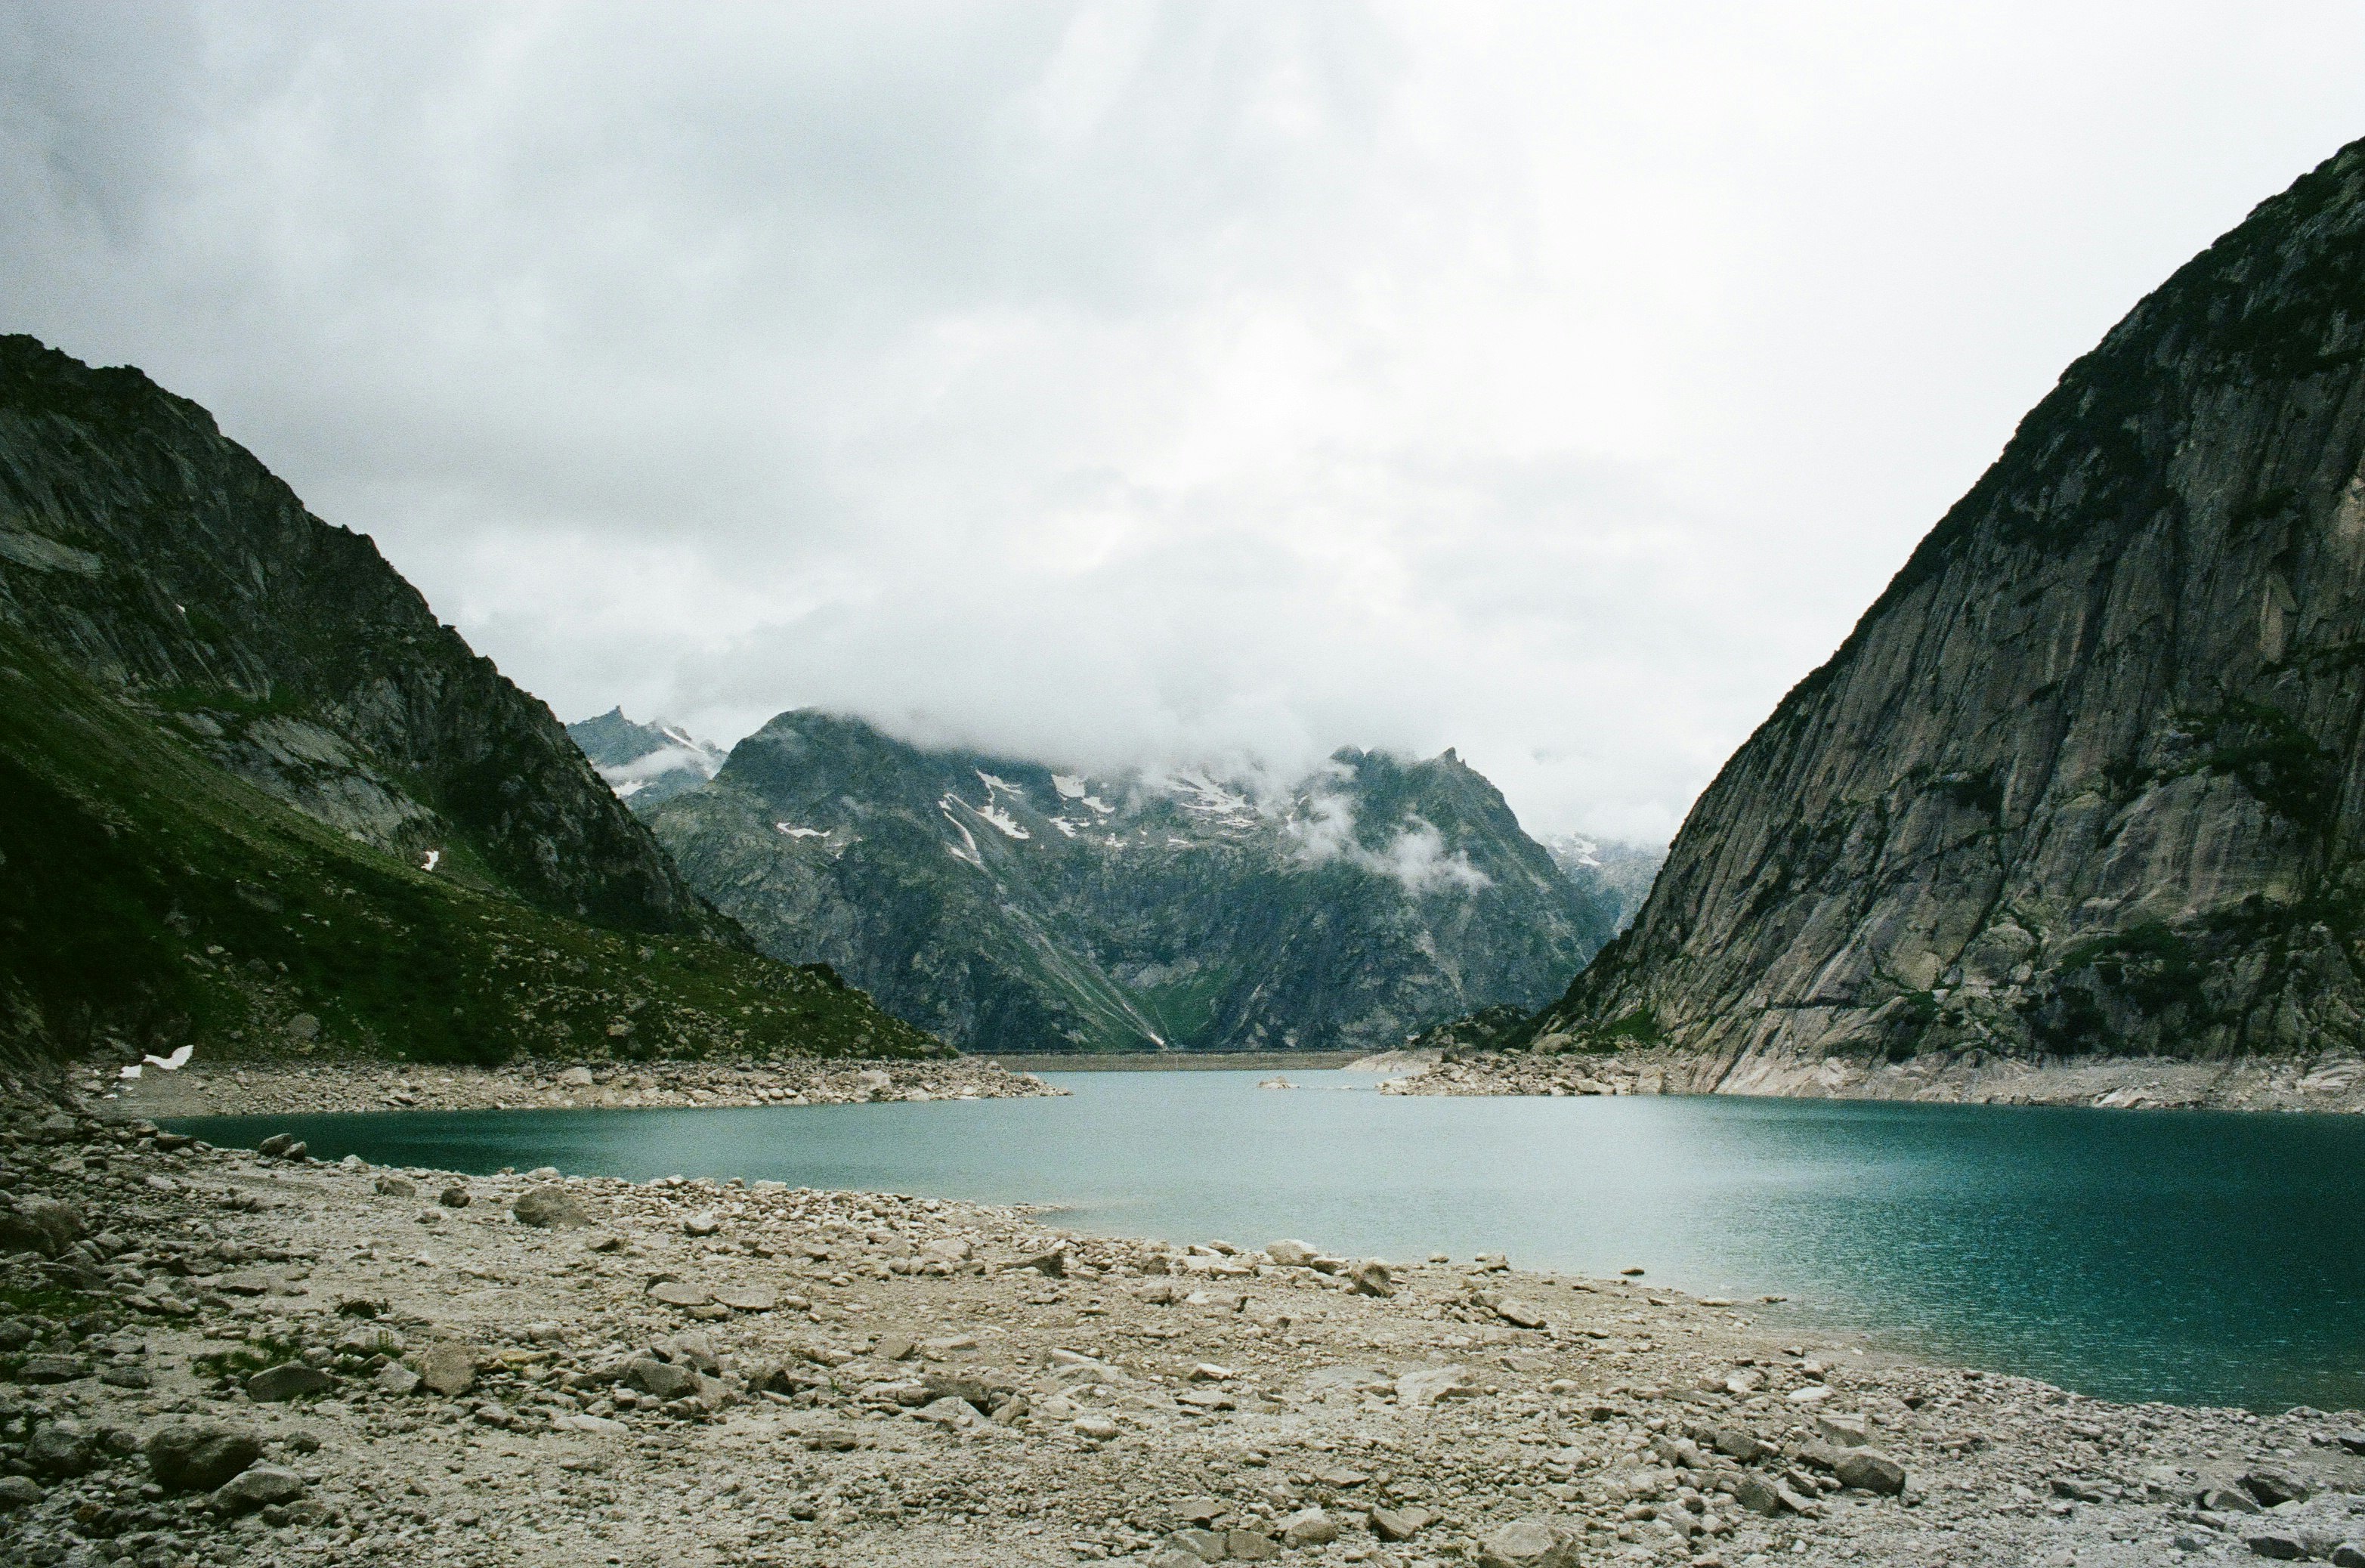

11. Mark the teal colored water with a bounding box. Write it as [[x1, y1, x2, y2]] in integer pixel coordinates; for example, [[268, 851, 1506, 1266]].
[[168, 1070, 2365, 1413]]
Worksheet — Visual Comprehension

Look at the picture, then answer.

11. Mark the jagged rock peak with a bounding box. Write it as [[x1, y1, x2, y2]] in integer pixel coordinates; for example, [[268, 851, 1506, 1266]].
[[1526, 135, 2365, 1083]]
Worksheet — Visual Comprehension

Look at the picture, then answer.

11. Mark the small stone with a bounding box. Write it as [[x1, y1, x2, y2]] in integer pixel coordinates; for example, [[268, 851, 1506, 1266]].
[[649, 1282, 711, 1307], [1313, 1466, 1368, 1487], [413, 1343, 478, 1397], [212, 1464, 306, 1514], [1073, 1415, 1118, 1440], [684, 1211, 721, 1237], [2246, 1535, 2308, 1561], [2051, 1477, 2104, 1503], [1815, 1412, 1871, 1446], [1225, 1529, 1281, 1561], [1492, 1296, 1547, 1329], [1733, 1474, 1782, 1516], [2329, 1544, 2365, 1568], [2200, 1486, 2264, 1515], [1711, 1427, 1770, 1463], [873, 1334, 917, 1362], [1175, 1496, 1226, 1526], [257, 1133, 295, 1157], [374, 1174, 415, 1197], [559, 1066, 595, 1087], [0, 1475, 40, 1508], [703, 1283, 770, 1313], [1371, 1505, 1434, 1541], [1832, 1449, 1906, 1495], [145, 1424, 264, 1492], [373, 1362, 422, 1396], [246, 1363, 334, 1402], [1350, 1259, 1394, 1297], [1267, 1239, 1316, 1266], [511, 1185, 590, 1228], [1147, 1551, 1206, 1568], [2338, 1432, 2365, 1456], [437, 1185, 471, 1208]]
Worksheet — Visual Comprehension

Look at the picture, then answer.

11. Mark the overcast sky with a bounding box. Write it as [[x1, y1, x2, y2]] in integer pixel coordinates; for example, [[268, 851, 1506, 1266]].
[[5, 3, 2363, 841]]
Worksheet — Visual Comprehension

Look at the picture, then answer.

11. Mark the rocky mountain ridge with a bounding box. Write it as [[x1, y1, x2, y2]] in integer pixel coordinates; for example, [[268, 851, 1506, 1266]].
[[1514, 136, 2365, 1087], [569, 708, 726, 808], [0, 337, 938, 1068], [0, 336, 722, 938], [640, 711, 1625, 1054]]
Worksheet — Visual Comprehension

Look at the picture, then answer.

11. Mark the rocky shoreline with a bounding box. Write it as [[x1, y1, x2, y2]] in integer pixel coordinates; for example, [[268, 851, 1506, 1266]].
[[1387, 1048, 2365, 1115], [0, 1083, 2358, 1565], [102, 1056, 1063, 1120]]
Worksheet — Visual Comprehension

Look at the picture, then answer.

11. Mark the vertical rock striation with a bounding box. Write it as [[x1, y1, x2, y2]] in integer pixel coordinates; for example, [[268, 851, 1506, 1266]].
[[1528, 138, 2365, 1084]]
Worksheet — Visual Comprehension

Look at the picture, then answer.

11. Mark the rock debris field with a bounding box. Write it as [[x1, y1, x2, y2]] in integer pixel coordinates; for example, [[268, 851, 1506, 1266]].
[[1390, 1050, 2365, 1115], [1, 1084, 2363, 1567], [111, 1057, 1063, 1119]]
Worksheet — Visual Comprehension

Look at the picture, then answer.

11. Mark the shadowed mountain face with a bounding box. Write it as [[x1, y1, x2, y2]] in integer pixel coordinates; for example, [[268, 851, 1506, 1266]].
[[645, 711, 1623, 1055], [569, 709, 725, 809], [0, 336, 725, 939], [0, 337, 938, 1067], [1522, 138, 2365, 1084]]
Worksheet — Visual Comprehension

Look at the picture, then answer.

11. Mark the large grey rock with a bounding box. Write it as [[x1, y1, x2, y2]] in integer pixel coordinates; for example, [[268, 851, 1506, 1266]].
[[1279, 1508, 1340, 1547], [211, 1464, 306, 1514], [511, 1185, 590, 1228], [0, 1474, 39, 1508], [24, 1421, 94, 1477], [1476, 1517, 1577, 1568], [246, 1363, 334, 1402], [623, 1356, 700, 1400], [413, 1343, 478, 1397], [1510, 138, 2365, 1081], [0, 1196, 83, 1256], [1833, 1449, 1907, 1495], [144, 1423, 264, 1492]]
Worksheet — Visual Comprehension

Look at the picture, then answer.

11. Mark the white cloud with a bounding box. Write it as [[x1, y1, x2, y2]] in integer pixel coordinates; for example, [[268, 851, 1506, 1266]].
[[1287, 792, 1491, 895], [5, 2, 2363, 843]]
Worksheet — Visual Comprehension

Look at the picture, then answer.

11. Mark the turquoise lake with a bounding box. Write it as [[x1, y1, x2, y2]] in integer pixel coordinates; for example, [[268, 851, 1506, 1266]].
[[168, 1069, 2365, 1414]]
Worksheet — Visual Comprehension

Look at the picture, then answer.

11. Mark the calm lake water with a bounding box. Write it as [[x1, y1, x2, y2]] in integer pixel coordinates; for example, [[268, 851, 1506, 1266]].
[[168, 1070, 2365, 1414]]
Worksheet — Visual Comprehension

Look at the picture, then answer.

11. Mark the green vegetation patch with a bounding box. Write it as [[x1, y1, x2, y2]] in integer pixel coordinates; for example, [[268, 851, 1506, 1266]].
[[0, 626, 945, 1069]]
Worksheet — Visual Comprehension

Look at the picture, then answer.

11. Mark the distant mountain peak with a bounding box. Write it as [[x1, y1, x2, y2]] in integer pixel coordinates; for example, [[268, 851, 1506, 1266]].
[[567, 709, 725, 806]]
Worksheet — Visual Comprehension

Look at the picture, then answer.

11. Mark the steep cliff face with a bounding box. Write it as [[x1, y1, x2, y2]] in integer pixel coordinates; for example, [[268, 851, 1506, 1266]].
[[0, 337, 725, 937], [647, 711, 1620, 1054], [1527, 138, 2365, 1084]]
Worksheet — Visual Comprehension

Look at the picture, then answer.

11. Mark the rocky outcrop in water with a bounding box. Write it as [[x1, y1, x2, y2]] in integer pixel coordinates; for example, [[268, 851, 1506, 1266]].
[[645, 712, 1621, 1054], [1521, 138, 2365, 1085]]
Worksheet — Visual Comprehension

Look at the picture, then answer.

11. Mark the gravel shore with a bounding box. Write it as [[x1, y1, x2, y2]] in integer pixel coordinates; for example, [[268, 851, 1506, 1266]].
[[104, 1056, 1064, 1120], [1385, 1048, 2365, 1115], [2, 1084, 2362, 1567]]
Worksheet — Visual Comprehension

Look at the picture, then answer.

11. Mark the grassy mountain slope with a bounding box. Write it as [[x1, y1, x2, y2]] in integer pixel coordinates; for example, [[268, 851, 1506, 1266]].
[[0, 335, 723, 937], [0, 623, 941, 1069]]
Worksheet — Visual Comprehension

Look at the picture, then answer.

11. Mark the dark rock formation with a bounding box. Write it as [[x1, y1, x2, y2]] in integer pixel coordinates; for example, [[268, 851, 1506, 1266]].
[[1526, 138, 2365, 1084], [0, 336, 723, 937]]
